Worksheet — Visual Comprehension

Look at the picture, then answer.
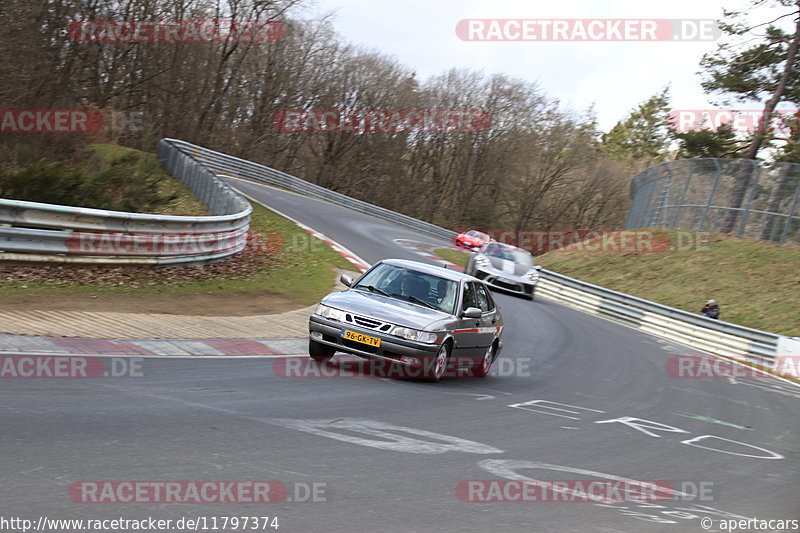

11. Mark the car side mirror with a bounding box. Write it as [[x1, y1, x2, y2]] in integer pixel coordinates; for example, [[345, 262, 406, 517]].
[[461, 307, 482, 319], [340, 274, 354, 287]]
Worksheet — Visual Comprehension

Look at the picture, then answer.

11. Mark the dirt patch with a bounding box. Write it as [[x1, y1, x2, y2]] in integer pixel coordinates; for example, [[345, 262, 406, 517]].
[[0, 289, 301, 316], [0, 247, 274, 289]]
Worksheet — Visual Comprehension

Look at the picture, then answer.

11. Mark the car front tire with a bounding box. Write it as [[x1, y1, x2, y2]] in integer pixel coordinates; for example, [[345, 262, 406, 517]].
[[309, 339, 336, 363], [425, 342, 452, 382]]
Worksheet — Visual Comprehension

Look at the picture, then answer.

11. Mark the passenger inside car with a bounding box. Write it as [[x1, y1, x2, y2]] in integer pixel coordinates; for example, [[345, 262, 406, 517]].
[[435, 279, 448, 302]]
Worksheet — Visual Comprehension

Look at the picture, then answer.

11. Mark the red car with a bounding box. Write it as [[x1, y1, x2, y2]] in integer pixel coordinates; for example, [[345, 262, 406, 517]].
[[454, 230, 493, 251]]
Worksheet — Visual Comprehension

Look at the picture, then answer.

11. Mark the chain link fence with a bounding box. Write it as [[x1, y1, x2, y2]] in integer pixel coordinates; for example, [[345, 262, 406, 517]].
[[624, 158, 800, 245]]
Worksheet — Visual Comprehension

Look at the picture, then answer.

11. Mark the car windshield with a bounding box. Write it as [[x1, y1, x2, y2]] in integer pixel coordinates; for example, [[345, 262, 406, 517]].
[[353, 264, 457, 314], [483, 244, 533, 267]]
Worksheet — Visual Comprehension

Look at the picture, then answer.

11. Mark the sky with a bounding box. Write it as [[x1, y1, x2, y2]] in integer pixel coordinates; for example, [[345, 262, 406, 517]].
[[294, 0, 790, 132]]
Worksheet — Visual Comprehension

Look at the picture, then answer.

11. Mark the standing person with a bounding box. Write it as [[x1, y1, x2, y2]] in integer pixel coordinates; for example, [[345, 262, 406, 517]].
[[701, 299, 720, 319]]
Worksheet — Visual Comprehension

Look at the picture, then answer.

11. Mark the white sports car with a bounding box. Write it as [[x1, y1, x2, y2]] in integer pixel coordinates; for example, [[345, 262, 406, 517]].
[[465, 242, 540, 300]]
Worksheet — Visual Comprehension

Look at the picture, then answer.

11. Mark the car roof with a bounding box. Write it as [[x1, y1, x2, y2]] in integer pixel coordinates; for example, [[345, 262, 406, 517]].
[[485, 241, 529, 254], [378, 258, 476, 281]]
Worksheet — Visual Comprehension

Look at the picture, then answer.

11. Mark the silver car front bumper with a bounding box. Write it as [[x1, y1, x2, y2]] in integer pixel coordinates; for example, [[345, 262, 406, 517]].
[[472, 268, 536, 298], [308, 315, 441, 362]]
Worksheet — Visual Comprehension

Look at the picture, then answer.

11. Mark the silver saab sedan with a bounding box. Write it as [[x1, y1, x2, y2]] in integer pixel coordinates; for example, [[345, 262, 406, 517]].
[[308, 259, 504, 382], [465, 242, 541, 300]]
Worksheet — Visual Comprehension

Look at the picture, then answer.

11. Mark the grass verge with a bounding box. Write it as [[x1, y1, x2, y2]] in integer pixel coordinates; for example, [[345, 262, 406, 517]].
[[535, 229, 799, 337], [1, 143, 209, 215], [0, 143, 354, 312], [439, 230, 798, 336], [434, 247, 470, 268]]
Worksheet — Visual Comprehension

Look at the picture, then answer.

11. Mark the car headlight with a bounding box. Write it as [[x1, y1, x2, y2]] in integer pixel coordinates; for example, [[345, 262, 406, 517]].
[[475, 255, 490, 266], [525, 269, 540, 281], [392, 327, 438, 344], [315, 303, 346, 322]]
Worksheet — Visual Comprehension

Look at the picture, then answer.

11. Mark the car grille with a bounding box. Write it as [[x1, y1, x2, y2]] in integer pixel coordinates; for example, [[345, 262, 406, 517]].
[[345, 313, 393, 332], [490, 277, 522, 292]]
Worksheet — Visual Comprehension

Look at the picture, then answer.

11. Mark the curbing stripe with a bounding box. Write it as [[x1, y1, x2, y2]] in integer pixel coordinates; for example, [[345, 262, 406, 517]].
[[0, 334, 61, 353], [260, 339, 308, 355], [0, 335, 307, 358], [200, 339, 275, 356], [128, 339, 195, 356], [163, 340, 227, 356], [49, 338, 155, 355]]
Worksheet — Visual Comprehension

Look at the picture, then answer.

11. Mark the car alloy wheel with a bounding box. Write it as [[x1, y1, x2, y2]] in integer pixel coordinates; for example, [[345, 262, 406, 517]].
[[427, 342, 451, 382]]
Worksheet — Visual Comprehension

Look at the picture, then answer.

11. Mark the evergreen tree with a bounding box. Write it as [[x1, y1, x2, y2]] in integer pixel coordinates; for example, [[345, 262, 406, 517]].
[[699, 0, 800, 232], [670, 123, 742, 158], [600, 87, 672, 161]]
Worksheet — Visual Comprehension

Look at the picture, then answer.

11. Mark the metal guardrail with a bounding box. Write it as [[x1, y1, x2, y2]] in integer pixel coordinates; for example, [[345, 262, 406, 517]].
[[160, 138, 788, 370], [161, 138, 454, 242], [0, 142, 251, 265], [537, 270, 781, 368], [162, 139, 784, 367]]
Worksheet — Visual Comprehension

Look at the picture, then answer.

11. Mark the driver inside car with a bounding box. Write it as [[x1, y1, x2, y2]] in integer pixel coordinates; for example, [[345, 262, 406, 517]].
[[399, 275, 428, 301]]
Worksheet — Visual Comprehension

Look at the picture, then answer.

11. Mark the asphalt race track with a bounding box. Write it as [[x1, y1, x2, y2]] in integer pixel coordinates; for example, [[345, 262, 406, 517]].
[[2, 179, 798, 533]]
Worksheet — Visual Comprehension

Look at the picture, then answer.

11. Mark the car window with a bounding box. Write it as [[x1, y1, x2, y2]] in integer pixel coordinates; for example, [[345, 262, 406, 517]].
[[474, 282, 493, 312], [483, 286, 496, 310], [436, 278, 457, 313], [462, 281, 477, 311], [353, 263, 457, 314], [484, 244, 532, 267], [354, 263, 397, 291]]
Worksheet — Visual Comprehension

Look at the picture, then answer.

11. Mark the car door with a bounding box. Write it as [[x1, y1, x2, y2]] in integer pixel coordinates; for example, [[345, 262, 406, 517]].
[[452, 280, 482, 356], [474, 281, 501, 348]]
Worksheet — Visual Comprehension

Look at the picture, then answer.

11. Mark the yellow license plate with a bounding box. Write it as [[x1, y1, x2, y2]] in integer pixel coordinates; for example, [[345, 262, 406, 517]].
[[341, 329, 381, 347]]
